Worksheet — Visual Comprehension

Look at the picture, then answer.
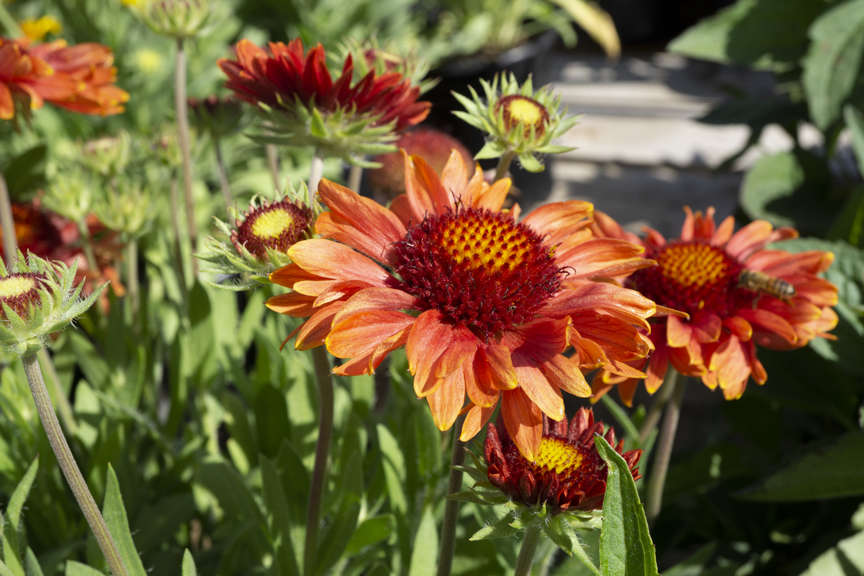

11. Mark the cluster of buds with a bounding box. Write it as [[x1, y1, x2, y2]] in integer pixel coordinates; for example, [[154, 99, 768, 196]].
[[199, 187, 316, 290], [131, 0, 210, 39], [454, 73, 577, 172], [0, 254, 101, 356]]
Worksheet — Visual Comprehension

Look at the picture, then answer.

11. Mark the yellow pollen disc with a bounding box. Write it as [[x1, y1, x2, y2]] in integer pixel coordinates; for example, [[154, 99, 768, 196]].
[[506, 97, 545, 126], [0, 276, 36, 298], [658, 243, 729, 289], [251, 208, 294, 240], [534, 437, 583, 475], [440, 216, 531, 273]]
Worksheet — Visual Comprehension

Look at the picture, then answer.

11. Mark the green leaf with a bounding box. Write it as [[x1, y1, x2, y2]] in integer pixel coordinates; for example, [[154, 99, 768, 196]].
[[260, 456, 300, 576], [1, 145, 47, 199], [376, 424, 407, 514], [407, 505, 438, 576], [345, 515, 395, 555], [181, 550, 197, 576], [63, 562, 104, 576], [663, 543, 717, 576], [102, 466, 147, 576], [668, 0, 823, 68], [595, 436, 659, 576], [741, 432, 864, 501], [543, 515, 601, 574], [0, 560, 17, 576], [803, 0, 864, 129], [739, 151, 833, 234], [255, 385, 290, 459], [801, 530, 864, 575], [6, 459, 38, 540], [844, 105, 864, 177]]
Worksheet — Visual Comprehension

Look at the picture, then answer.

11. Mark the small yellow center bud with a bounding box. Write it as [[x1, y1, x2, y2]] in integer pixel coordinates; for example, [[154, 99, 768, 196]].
[[495, 95, 550, 137]]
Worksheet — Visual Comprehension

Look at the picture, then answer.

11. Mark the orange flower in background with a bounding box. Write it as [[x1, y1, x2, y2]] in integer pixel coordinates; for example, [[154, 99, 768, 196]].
[[591, 208, 838, 404], [268, 151, 656, 459], [219, 39, 429, 131], [485, 407, 641, 511], [0, 36, 127, 120]]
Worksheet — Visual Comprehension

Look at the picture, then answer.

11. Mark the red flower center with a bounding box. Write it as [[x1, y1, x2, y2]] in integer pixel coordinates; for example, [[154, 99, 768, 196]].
[[390, 207, 563, 341], [632, 241, 742, 316], [232, 200, 312, 259], [0, 273, 43, 319]]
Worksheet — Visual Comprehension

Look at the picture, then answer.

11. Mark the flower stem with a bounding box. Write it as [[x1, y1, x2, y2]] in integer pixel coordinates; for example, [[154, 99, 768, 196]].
[[0, 169, 18, 267], [213, 137, 233, 210], [77, 220, 101, 274], [638, 370, 679, 444], [37, 346, 78, 436], [514, 523, 542, 576], [437, 416, 466, 576], [174, 37, 198, 276], [126, 240, 139, 324], [645, 372, 686, 523], [0, 2, 22, 37], [304, 346, 334, 576], [347, 163, 363, 193], [308, 153, 324, 194], [266, 144, 281, 192], [169, 177, 189, 309], [494, 151, 517, 181], [22, 353, 128, 576]]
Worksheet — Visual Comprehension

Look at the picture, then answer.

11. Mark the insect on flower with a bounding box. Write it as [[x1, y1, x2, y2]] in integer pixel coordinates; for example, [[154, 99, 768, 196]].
[[737, 269, 796, 301]]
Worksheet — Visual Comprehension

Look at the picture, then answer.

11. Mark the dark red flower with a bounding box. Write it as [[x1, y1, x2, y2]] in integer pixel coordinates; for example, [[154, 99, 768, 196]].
[[485, 407, 641, 511], [218, 39, 429, 131]]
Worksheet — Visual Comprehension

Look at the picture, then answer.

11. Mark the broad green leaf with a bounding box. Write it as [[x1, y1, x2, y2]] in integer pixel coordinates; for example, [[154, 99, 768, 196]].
[[740, 151, 833, 234], [260, 456, 300, 576], [407, 505, 438, 576], [102, 466, 147, 576], [345, 515, 395, 555], [255, 384, 290, 459], [668, 0, 822, 68], [0, 560, 16, 576], [596, 436, 659, 576], [24, 548, 44, 576], [195, 460, 263, 524], [63, 562, 103, 576], [803, 0, 864, 129], [376, 424, 407, 514], [6, 459, 38, 541], [801, 530, 864, 575], [181, 550, 197, 576], [1, 145, 47, 199], [845, 105, 864, 177], [663, 543, 717, 576], [741, 432, 864, 501]]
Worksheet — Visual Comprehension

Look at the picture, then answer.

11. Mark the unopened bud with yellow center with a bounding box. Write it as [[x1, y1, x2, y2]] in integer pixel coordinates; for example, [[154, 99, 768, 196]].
[[454, 73, 578, 173], [0, 254, 102, 356], [131, 0, 209, 39]]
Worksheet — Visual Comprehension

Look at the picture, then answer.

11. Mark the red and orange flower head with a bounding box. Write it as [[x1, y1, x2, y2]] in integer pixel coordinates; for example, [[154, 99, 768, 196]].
[[267, 151, 656, 459], [218, 39, 430, 163], [485, 408, 641, 511], [591, 208, 839, 404], [0, 37, 127, 121]]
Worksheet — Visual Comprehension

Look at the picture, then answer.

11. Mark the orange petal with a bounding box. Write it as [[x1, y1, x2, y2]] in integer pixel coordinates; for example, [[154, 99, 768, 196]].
[[439, 150, 471, 199], [426, 367, 466, 431], [406, 310, 452, 397], [460, 403, 497, 442], [724, 316, 753, 341], [331, 287, 415, 325], [666, 315, 693, 348], [288, 239, 389, 286], [501, 388, 543, 461], [680, 206, 695, 241], [737, 308, 797, 345], [708, 336, 751, 397], [514, 365, 565, 421], [540, 354, 591, 397], [555, 238, 649, 279], [645, 346, 668, 394], [316, 179, 406, 263], [266, 292, 315, 316], [466, 357, 499, 407], [270, 262, 320, 288], [295, 301, 345, 350], [712, 215, 735, 246], [403, 151, 452, 221], [522, 201, 593, 246], [482, 344, 518, 390], [691, 313, 722, 343], [326, 309, 415, 359]]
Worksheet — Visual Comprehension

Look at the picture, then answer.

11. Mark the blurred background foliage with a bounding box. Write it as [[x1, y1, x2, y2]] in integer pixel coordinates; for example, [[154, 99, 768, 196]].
[[0, 0, 862, 575]]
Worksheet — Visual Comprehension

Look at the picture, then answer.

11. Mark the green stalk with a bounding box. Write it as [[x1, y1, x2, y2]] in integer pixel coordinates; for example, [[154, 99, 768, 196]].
[[0, 170, 18, 267], [267, 144, 281, 192], [37, 346, 77, 436], [513, 523, 542, 576], [22, 353, 128, 576], [638, 370, 679, 444], [169, 177, 189, 309], [304, 346, 334, 576], [347, 163, 363, 193], [0, 2, 22, 37], [213, 137, 233, 210], [437, 415, 466, 576], [645, 372, 686, 523], [494, 151, 517, 181], [308, 154, 324, 194], [126, 239, 140, 324], [174, 37, 198, 276], [76, 219, 101, 274]]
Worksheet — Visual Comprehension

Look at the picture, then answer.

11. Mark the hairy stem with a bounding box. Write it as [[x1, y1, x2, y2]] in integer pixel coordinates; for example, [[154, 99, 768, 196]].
[[646, 372, 686, 523], [38, 346, 77, 435], [169, 177, 188, 308], [77, 220, 100, 274], [514, 523, 542, 576], [174, 37, 198, 276], [213, 137, 233, 210], [494, 150, 517, 181], [347, 163, 363, 193], [304, 346, 334, 576], [308, 153, 324, 194], [437, 416, 466, 576], [22, 353, 128, 576], [0, 170, 18, 267]]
